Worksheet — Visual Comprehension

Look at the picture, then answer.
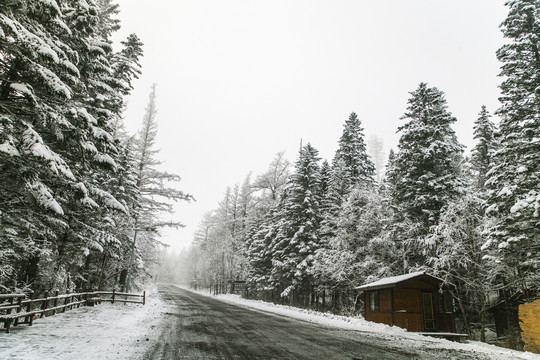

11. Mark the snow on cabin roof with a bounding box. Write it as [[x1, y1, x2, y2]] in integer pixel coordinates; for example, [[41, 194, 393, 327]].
[[355, 271, 444, 291]]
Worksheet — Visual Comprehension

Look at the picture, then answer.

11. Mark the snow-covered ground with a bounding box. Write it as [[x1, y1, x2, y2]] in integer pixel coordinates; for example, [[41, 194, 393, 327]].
[[189, 286, 540, 360], [0, 288, 170, 360]]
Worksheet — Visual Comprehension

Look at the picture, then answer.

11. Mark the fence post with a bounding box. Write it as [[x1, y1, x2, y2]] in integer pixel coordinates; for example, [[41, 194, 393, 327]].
[[8, 296, 14, 315], [41, 291, 49, 318], [13, 296, 23, 326], [26, 291, 34, 312], [63, 292, 69, 313], [53, 290, 59, 315], [112, 289, 116, 304], [143, 291, 146, 305], [25, 291, 34, 324]]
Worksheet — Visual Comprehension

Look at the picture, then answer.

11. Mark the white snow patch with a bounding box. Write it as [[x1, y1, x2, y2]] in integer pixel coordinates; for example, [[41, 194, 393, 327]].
[[81, 196, 99, 208], [89, 186, 127, 213], [26, 181, 64, 215], [81, 141, 98, 154], [77, 107, 97, 125], [0, 288, 167, 360], [38, 0, 62, 15], [0, 137, 20, 156], [94, 152, 117, 168], [355, 271, 438, 290], [510, 200, 529, 214], [22, 126, 76, 180], [10, 83, 35, 100], [91, 124, 114, 142], [498, 186, 513, 197], [485, 203, 498, 215], [35, 64, 72, 99]]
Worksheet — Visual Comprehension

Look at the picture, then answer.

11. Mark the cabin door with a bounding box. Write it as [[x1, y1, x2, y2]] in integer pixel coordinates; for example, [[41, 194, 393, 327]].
[[421, 292, 435, 331]]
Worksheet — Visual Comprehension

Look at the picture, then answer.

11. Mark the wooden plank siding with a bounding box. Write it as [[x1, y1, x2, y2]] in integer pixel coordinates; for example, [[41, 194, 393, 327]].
[[360, 273, 455, 333]]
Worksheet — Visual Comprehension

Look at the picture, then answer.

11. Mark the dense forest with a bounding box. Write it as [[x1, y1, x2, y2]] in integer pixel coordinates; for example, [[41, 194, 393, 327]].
[[0, 1, 191, 294], [177, 0, 540, 348]]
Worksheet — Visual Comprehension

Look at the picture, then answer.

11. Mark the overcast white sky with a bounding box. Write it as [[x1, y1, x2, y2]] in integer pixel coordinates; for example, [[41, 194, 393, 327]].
[[112, 0, 508, 252]]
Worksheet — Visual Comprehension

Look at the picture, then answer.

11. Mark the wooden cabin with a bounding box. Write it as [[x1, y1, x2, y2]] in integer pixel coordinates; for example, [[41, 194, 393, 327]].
[[355, 272, 455, 333]]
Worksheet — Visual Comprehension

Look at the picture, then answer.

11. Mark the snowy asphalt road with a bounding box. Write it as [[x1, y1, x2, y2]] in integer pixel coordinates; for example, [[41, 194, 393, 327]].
[[144, 284, 492, 360]]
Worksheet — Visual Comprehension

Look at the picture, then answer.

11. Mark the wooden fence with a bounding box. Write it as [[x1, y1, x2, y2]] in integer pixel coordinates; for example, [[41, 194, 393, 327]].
[[0, 290, 145, 333]]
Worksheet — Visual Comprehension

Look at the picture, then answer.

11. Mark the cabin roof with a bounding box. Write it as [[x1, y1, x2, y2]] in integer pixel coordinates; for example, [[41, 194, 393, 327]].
[[355, 271, 444, 291]]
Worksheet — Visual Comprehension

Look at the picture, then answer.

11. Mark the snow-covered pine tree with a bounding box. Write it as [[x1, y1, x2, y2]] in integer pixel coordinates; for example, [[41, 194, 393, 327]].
[[245, 202, 283, 291], [0, 0, 143, 292], [388, 83, 464, 268], [55, 0, 139, 291], [471, 106, 496, 189], [0, 0, 80, 290], [269, 143, 321, 300], [332, 112, 375, 192], [317, 160, 334, 247], [126, 84, 192, 290], [323, 112, 376, 244], [390, 83, 464, 229], [484, 0, 540, 302], [113, 34, 143, 96]]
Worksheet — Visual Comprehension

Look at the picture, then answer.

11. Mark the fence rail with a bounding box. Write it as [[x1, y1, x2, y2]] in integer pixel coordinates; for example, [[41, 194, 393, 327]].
[[0, 289, 145, 333]]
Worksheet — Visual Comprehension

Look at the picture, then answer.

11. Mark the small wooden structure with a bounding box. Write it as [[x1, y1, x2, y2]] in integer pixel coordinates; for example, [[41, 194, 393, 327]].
[[356, 272, 455, 333]]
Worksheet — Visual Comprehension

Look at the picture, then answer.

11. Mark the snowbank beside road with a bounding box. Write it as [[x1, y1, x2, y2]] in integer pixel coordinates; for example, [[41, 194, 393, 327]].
[[0, 288, 167, 360], [187, 287, 539, 360]]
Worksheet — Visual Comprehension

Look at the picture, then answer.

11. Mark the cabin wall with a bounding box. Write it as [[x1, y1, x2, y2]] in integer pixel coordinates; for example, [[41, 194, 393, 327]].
[[393, 311, 423, 331], [364, 289, 392, 326], [393, 288, 421, 313], [438, 313, 455, 332], [361, 276, 456, 333], [392, 288, 423, 331]]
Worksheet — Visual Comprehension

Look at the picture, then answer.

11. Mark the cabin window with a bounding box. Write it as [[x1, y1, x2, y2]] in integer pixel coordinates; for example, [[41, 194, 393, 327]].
[[369, 291, 379, 312]]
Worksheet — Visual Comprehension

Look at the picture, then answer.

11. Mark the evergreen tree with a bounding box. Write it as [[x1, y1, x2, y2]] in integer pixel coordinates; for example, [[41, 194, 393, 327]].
[[270, 143, 321, 296], [245, 203, 283, 290], [471, 106, 496, 189], [332, 112, 375, 192], [387, 83, 464, 269], [322, 113, 376, 253], [0, 0, 143, 292], [126, 84, 192, 290], [389, 83, 464, 231], [485, 0, 540, 302]]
